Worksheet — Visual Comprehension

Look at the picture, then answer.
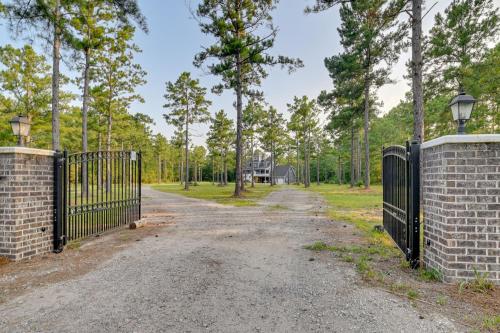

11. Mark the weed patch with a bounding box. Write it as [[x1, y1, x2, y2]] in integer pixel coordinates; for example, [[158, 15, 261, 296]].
[[481, 315, 500, 332], [66, 241, 81, 250], [459, 269, 495, 294], [419, 268, 443, 282], [407, 289, 419, 300], [436, 294, 448, 306]]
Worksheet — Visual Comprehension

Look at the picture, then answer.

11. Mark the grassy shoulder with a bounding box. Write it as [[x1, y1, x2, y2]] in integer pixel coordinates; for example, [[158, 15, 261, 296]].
[[151, 182, 279, 206], [300, 183, 395, 249], [301, 183, 498, 332]]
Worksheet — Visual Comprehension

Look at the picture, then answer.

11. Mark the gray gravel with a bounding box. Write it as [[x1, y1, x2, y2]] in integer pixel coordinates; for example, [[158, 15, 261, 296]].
[[0, 187, 462, 332]]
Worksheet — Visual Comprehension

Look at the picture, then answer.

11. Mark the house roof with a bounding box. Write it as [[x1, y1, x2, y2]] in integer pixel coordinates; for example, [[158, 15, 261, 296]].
[[274, 165, 295, 177]]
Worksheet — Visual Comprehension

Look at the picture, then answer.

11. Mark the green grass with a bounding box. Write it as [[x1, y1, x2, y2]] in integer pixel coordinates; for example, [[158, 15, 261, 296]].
[[459, 268, 495, 294], [151, 182, 279, 206], [302, 184, 384, 234], [301, 184, 398, 250], [481, 315, 500, 332], [407, 289, 420, 300], [419, 267, 443, 282]]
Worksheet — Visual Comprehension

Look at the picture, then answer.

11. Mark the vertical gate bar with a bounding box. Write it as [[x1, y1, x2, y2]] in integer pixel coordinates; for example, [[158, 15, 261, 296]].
[[406, 141, 411, 260], [67, 154, 71, 242], [113, 151, 115, 228], [53, 151, 64, 252], [138, 151, 142, 221], [105, 151, 108, 231], [127, 152, 130, 222], [81, 154, 84, 238], [63, 150, 68, 244], [91, 152, 94, 235], [86, 152, 89, 236], [409, 141, 420, 267]]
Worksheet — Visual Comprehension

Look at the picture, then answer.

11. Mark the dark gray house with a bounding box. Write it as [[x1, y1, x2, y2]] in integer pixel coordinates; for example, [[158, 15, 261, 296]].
[[243, 153, 296, 184]]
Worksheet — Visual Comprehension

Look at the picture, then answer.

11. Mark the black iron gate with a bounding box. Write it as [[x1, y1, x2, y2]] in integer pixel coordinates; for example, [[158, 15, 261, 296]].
[[54, 151, 141, 250], [382, 141, 420, 267]]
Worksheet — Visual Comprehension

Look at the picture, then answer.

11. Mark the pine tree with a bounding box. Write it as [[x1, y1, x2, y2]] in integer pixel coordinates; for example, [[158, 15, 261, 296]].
[[426, 0, 499, 93], [259, 106, 286, 186], [337, 1, 407, 189], [163, 72, 211, 190], [5, 0, 81, 150], [194, 0, 302, 197], [287, 96, 320, 188], [243, 100, 264, 187], [207, 110, 235, 186], [0, 44, 52, 145]]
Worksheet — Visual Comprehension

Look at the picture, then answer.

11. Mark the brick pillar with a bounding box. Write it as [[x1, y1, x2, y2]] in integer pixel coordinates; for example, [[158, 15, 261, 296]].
[[0, 147, 56, 260], [421, 135, 500, 284]]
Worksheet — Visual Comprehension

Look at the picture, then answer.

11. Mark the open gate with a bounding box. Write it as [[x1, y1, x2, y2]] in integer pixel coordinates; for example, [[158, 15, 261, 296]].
[[54, 151, 141, 250], [382, 141, 420, 268]]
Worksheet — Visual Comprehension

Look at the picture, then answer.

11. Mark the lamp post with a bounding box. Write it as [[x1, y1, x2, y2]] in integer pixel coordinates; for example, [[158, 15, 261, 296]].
[[9, 115, 31, 146], [449, 90, 476, 134]]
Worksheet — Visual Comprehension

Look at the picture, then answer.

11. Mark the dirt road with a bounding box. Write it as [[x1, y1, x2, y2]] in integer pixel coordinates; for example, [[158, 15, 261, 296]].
[[0, 187, 461, 332]]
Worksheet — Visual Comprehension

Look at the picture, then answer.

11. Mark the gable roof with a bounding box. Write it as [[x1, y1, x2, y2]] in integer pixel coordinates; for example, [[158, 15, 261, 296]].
[[274, 165, 295, 177]]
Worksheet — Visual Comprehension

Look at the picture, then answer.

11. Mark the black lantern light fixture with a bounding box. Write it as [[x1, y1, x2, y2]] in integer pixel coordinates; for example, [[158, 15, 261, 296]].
[[9, 115, 31, 146], [449, 90, 476, 135]]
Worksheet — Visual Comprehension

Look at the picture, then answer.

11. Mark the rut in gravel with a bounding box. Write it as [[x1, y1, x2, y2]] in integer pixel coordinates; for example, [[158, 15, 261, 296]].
[[0, 187, 461, 333]]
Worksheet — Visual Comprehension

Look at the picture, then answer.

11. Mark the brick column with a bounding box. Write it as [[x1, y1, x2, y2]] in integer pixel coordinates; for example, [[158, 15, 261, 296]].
[[421, 135, 500, 284], [0, 147, 56, 260]]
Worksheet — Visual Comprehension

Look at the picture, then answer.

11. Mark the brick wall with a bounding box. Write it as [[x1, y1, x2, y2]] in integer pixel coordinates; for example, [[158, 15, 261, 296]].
[[0, 148, 55, 260], [422, 136, 500, 284]]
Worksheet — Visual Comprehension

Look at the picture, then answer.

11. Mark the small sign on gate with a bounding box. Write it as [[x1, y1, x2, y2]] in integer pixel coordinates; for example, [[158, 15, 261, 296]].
[[130, 151, 137, 161]]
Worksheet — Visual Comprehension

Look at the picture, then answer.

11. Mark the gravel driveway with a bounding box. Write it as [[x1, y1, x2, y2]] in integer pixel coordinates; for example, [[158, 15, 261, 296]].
[[0, 187, 461, 332]]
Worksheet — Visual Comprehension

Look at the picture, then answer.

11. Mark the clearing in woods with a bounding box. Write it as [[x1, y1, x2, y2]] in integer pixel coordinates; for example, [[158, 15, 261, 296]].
[[0, 187, 462, 332]]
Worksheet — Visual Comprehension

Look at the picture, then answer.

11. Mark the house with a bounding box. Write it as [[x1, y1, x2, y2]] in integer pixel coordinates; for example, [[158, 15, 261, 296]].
[[273, 165, 296, 184], [243, 153, 296, 184]]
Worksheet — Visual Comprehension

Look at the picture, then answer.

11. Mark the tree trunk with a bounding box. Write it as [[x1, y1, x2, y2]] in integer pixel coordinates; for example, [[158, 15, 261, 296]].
[[106, 107, 112, 193], [81, 47, 90, 196], [269, 142, 275, 186], [350, 125, 355, 188], [363, 67, 371, 189], [357, 132, 362, 182], [158, 154, 161, 183], [338, 155, 342, 185], [224, 153, 228, 186], [316, 155, 320, 186], [251, 137, 255, 187], [184, 106, 190, 190], [296, 137, 300, 184], [234, 54, 243, 196], [98, 129, 102, 188], [194, 161, 197, 185], [240, 142, 245, 191], [51, 0, 61, 151], [212, 155, 215, 185], [412, 0, 424, 143], [179, 155, 184, 185]]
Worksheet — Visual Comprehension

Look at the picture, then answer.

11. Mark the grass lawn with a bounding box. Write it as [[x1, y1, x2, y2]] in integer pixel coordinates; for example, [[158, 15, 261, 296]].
[[301, 184, 392, 246], [151, 182, 280, 206]]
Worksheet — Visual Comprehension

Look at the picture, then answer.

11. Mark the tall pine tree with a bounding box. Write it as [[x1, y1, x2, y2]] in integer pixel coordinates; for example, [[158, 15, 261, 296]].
[[194, 0, 302, 197], [163, 72, 211, 190]]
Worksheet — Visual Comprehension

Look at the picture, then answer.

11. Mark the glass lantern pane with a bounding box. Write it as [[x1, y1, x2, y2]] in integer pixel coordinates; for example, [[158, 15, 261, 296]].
[[458, 101, 474, 120], [450, 104, 459, 121], [19, 123, 30, 137], [10, 122, 20, 136]]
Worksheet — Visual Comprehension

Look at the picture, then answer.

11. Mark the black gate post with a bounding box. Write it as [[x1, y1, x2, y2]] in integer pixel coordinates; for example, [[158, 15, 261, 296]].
[[53, 150, 66, 253], [407, 141, 420, 268], [138, 151, 142, 220]]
